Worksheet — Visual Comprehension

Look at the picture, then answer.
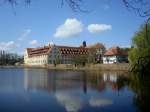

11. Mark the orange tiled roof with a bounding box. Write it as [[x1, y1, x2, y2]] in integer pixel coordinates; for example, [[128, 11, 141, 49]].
[[27, 45, 52, 57], [104, 46, 127, 56], [27, 45, 89, 57], [57, 46, 89, 55]]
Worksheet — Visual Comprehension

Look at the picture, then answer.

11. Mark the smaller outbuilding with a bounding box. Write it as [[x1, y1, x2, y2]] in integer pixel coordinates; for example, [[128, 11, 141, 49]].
[[103, 46, 128, 64]]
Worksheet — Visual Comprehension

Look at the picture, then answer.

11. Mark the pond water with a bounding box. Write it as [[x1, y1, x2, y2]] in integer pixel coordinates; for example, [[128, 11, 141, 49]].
[[0, 68, 148, 112]]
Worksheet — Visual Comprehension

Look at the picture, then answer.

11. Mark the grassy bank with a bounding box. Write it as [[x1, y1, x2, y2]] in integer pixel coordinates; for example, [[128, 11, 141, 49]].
[[1, 63, 129, 71]]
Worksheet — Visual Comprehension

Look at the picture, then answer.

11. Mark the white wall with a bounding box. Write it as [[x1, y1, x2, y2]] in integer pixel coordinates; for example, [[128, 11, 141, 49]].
[[103, 56, 117, 64], [24, 49, 48, 65]]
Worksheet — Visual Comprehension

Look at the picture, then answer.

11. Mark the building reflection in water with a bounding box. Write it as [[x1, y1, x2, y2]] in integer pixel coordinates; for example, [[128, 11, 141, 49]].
[[1, 69, 147, 112], [23, 69, 130, 112], [24, 68, 52, 91], [0, 69, 128, 92], [23, 69, 129, 93], [103, 73, 117, 82]]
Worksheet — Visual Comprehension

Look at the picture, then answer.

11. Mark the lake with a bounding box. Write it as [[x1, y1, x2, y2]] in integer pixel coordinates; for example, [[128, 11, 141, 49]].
[[0, 68, 148, 112]]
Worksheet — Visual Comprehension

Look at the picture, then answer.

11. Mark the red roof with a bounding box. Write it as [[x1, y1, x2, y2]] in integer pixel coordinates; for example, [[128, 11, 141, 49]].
[[104, 46, 127, 56], [27, 45, 52, 57], [57, 46, 88, 55], [26, 45, 89, 57]]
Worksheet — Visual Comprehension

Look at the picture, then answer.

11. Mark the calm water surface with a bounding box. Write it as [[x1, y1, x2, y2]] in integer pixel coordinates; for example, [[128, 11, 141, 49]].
[[0, 68, 148, 112]]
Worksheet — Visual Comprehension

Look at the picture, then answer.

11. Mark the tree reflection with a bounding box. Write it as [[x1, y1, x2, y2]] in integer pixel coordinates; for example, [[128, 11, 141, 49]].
[[129, 73, 150, 112], [116, 74, 129, 91]]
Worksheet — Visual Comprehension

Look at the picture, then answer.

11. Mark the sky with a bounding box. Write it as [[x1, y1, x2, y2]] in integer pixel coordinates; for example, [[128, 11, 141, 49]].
[[0, 0, 145, 54]]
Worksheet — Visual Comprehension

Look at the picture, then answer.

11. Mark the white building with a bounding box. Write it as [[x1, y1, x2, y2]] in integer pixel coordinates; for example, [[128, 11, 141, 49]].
[[103, 46, 128, 64], [24, 44, 89, 65]]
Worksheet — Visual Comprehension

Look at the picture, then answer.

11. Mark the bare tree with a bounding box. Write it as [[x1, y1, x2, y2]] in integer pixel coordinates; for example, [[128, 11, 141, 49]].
[[2, 0, 150, 16], [1, 0, 86, 12], [122, 0, 150, 74], [0, 0, 30, 5], [123, 0, 150, 17], [61, 0, 86, 12], [122, 0, 150, 43]]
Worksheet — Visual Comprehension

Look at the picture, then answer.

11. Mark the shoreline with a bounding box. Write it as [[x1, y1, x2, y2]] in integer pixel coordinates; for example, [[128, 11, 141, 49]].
[[0, 63, 130, 71]]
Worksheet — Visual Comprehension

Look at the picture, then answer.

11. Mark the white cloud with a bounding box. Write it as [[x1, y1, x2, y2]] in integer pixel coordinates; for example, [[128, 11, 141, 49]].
[[89, 96, 113, 107], [29, 40, 38, 45], [0, 41, 19, 51], [54, 18, 83, 38], [55, 92, 83, 112], [88, 24, 112, 33], [18, 29, 31, 41]]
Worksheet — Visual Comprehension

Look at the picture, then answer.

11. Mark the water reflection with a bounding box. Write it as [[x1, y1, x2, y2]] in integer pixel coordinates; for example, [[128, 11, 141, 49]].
[[55, 92, 83, 112], [89, 96, 112, 107], [0, 69, 25, 91], [129, 74, 150, 112], [0, 68, 140, 112], [24, 69, 52, 91], [23, 69, 129, 93]]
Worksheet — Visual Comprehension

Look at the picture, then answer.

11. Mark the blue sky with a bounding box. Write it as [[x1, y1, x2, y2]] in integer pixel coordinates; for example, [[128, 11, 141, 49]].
[[0, 0, 145, 54]]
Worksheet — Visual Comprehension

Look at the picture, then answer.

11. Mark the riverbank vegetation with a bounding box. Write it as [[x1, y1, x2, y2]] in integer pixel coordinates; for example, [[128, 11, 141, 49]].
[[0, 51, 23, 65], [129, 24, 150, 74]]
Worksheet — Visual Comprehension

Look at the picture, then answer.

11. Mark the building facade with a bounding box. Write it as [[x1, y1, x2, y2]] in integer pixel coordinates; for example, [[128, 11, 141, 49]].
[[24, 44, 89, 65], [87, 43, 106, 62], [103, 46, 128, 64]]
